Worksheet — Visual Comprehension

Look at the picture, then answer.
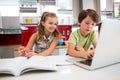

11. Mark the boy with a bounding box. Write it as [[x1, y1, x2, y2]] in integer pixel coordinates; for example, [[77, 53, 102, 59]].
[[68, 9, 99, 59]]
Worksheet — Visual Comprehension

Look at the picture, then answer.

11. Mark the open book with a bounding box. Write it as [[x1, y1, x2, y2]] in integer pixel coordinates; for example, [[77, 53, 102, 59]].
[[0, 55, 72, 77], [0, 56, 57, 77]]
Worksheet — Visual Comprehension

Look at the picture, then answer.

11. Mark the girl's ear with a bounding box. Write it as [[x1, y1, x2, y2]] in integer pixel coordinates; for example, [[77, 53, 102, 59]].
[[41, 21, 45, 26]]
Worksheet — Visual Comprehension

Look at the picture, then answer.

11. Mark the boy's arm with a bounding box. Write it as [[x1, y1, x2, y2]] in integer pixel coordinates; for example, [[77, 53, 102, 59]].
[[67, 43, 89, 59], [86, 42, 97, 59]]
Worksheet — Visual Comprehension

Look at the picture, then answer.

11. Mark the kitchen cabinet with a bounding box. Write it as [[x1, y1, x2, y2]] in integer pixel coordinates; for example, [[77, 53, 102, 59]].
[[57, 0, 73, 25], [113, 2, 120, 18], [0, 13, 2, 28], [0, 28, 21, 45], [58, 25, 72, 41], [38, 0, 73, 25], [0, 45, 21, 58], [21, 25, 71, 46], [19, 0, 38, 25], [100, 0, 114, 20], [21, 26, 37, 46], [0, 28, 21, 58]]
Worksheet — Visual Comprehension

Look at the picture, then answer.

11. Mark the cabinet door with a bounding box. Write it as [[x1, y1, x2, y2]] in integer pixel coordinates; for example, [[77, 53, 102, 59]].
[[0, 45, 21, 58]]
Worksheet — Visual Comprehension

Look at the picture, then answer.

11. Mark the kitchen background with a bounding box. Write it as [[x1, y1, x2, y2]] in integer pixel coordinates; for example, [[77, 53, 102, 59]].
[[0, 0, 120, 28], [0, 0, 120, 58]]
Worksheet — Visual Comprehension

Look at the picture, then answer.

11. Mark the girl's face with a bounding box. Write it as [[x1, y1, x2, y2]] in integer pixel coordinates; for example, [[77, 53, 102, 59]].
[[78, 16, 96, 37], [42, 17, 58, 35]]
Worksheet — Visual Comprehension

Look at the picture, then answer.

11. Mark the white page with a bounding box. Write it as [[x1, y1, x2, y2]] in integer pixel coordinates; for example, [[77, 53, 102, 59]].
[[0, 57, 27, 76], [46, 55, 73, 66], [20, 56, 57, 74]]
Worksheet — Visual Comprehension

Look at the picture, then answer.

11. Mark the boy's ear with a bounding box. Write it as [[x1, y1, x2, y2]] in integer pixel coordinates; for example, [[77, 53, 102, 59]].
[[77, 22, 81, 26]]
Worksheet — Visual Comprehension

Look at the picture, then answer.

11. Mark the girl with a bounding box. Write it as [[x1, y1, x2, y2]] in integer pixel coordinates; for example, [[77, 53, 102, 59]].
[[68, 9, 99, 59], [17, 12, 60, 58]]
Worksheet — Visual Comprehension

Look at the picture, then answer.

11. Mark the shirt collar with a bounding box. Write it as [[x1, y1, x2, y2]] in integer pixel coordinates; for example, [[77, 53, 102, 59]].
[[43, 33, 53, 40]]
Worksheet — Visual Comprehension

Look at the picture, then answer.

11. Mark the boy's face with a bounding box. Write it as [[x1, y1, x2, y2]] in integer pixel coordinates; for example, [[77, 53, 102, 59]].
[[78, 16, 96, 36]]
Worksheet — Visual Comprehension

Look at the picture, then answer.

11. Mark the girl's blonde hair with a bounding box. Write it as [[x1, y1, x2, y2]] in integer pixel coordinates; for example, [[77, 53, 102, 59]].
[[37, 12, 59, 41]]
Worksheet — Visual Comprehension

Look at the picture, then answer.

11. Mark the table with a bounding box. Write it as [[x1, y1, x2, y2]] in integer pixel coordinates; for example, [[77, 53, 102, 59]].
[[14, 45, 68, 56], [0, 63, 120, 80]]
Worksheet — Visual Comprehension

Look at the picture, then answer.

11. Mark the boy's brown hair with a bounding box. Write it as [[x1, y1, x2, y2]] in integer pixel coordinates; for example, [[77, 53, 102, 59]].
[[78, 9, 99, 23]]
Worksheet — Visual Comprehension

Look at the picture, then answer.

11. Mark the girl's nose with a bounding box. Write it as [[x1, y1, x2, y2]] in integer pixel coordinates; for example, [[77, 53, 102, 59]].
[[53, 24, 57, 28]]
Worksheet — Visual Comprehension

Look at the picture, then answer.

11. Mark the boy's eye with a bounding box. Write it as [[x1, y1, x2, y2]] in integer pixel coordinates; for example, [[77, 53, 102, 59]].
[[49, 22, 52, 24], [54, 23, 57, 26], [92, 23, 96, 26], [85, 22, 89, 25]]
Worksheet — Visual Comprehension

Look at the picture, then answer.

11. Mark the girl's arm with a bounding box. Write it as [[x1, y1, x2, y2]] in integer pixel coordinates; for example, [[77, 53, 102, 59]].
[[26, 32, 37, 50], [17, 32, 37, 56]]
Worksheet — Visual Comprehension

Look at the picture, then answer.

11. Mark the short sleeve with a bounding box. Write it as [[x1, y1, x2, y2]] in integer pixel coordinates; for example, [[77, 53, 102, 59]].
[[68, 32, 76, 45], [91, 31, 98, 44]]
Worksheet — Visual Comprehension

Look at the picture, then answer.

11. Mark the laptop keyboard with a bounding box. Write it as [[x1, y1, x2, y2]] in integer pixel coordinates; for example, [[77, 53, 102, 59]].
[[78, 59, 92, 66]]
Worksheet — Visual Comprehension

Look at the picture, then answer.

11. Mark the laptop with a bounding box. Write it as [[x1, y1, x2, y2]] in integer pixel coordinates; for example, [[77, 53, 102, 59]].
[[67, 19, 120, 70]]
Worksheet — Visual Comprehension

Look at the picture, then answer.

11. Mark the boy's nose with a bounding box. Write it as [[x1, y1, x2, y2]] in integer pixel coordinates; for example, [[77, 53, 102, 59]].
[[88, 25, 93, 28]]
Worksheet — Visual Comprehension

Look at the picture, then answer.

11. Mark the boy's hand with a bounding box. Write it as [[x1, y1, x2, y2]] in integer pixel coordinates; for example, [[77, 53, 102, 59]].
[[86, 49, 95, 59], [75, 46, 85, 51]]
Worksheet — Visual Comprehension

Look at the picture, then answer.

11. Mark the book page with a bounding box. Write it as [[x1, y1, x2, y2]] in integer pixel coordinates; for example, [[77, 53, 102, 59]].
[[0, 57, 27, 76], [20, 56, 57, 74], [46, 55, 73, 66]]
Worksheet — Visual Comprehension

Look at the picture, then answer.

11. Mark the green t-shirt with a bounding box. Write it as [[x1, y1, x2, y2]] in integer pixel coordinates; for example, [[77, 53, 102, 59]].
[[68, 29, 98, 51]]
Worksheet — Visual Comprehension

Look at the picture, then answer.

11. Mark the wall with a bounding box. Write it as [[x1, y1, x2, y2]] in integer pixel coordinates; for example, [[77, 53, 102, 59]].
[[72, 0, 101, 23], [0, 13, 2, 28], [82, 0, 95, 9], [2, 16, 20, 28], [106, 0, 114, 11], [72, 0, 80, 23]]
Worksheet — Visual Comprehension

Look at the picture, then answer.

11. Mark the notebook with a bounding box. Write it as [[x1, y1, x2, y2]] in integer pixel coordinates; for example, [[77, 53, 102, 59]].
[[67, 19, 120, 70]]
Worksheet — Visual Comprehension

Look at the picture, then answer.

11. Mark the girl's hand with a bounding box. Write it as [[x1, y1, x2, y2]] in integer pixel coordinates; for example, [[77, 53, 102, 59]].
[[24, 52, 38, 58], [18, 46, 25, 51], [17, 47, 30, 57]]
